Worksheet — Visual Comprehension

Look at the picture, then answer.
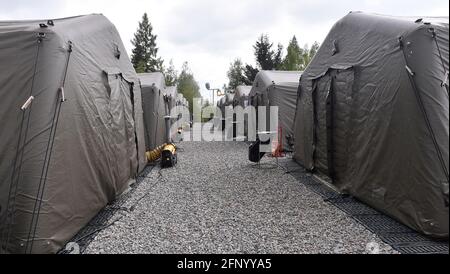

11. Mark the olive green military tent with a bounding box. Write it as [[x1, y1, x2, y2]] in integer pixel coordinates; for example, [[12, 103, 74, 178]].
[[249, 71, 302, 151], [293, 12, 449, 238], [233, 86, 252, 108], [165, 86, 178, 113], [233, 86, 252, 138], [164, 86, 180, 140], [139, 73, 167, 150], [0, 14, 147, 253]]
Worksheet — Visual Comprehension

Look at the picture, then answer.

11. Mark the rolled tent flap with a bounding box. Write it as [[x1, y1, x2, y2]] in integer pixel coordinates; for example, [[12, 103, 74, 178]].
[[293, 12, 449, 238], [0, 14, 147, 253]]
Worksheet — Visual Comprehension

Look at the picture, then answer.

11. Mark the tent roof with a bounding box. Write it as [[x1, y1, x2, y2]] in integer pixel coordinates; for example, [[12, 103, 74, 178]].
[[217, 96, 226, 106], [303, 12, 449, 80], [225, 93, 235, 104], [250, 71, 302, 97], [235, 86, 252, 97], [0, 14, 141, 87], [165, 86, 177, 98], [0, 14, 119, 44], [138, 72, 166, 91]]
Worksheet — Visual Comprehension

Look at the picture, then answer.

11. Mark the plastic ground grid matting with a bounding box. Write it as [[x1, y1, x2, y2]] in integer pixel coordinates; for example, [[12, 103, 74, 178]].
[[277, 158, 449, 254]]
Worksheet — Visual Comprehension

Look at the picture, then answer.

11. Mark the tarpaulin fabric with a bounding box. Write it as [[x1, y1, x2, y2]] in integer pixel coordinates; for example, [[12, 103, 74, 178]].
[[224, 93, 236, 124], [218, 96, 227, 120], [0, 14, 147, 253], [138, 72, 167, 150], [165, 86, 179, 139], [165, 86, 178, 113], [233, 86, 252, 137], [225, 93, 235, 106], [293, 12, 449, 238], [233, 86, 252, 108], [249, 71, 302, 151]]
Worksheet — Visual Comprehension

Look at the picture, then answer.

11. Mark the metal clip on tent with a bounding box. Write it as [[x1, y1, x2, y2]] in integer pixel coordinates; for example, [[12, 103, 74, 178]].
[[59, 87, 66, 102], [428, 28, 436, 37], [68, 41, 73, 53], [332, 40, 339, 56], [37, 32, 45, 43], [405, 65, 415, 76], [442, 72, 449, 88], [21, 96, 34, 111]]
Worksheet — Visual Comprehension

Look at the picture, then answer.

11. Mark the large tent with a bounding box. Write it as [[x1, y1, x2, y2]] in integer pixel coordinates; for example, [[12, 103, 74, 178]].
[[233, 86, 252, 138], [233, 86, 252, 108], [165, 86, 178, 114], [225, 92, 235, 106], [165, 86, 180, 139], [293, 12, 449, 238], [249, 71, 302, 151], [216, 96, 227, 130], [0, 14, 147, 253], [176, 93, 191, 125], [139, 73, 167, 150]]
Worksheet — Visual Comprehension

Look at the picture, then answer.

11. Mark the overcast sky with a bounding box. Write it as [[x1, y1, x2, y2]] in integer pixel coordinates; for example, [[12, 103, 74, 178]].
[[0, 0, 448, 101]]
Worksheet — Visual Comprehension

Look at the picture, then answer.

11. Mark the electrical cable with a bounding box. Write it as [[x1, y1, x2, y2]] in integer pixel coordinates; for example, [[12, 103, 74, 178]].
[[1, 37, 42, 254], [400, 37, 449, 183], [26, 41, 72, 254]]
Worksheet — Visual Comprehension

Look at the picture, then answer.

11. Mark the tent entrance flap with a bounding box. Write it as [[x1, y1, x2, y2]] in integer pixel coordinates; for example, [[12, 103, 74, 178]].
[[313, 68, 354, 184], [104, 72, 138, 191]]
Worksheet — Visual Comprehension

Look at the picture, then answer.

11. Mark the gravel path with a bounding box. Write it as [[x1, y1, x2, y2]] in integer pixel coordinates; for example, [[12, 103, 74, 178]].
[[85, 135, 397, 254]]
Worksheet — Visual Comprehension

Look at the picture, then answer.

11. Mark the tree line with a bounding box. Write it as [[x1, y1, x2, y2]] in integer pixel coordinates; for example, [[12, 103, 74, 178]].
[[227, 35, 320, 90], [130, 13, 201, 112], [129, 13, 320, 108]]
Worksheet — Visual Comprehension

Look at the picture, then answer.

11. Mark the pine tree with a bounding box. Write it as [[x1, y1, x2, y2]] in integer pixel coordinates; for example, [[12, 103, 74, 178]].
[[303, 41, 320, 69], [131, 13, 164, 73], [273, 43, 284, 70], [177, 62, 201, 113], [254, 34, 275, 70], [227, 59, 246, 90], [164, 59, 178, 86], [281, 37, 320, 71], [281, 36, 304, 71], [243, 64, 259, 85], [253, 34, 284, 71]]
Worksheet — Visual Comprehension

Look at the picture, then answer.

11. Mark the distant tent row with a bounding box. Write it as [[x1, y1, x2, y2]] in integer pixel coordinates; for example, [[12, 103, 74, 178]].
[[0, 14, 190, 254], [233, 86, 252, 108], [233, 86, 252, 137], [220, 71, 301, 147], [139, 72, 189, 149], [139, 73, 167, 150]]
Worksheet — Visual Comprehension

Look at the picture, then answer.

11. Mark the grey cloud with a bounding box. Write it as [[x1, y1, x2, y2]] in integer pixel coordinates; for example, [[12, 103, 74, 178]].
[[0, 0, 65, 19], [160, 0, 285, 52], [285, 0, 449, 24], [1, 0, 448, 96]]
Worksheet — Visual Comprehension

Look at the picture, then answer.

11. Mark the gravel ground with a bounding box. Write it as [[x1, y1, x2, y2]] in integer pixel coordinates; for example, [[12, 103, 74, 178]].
[[85, 130, 398, 254]]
